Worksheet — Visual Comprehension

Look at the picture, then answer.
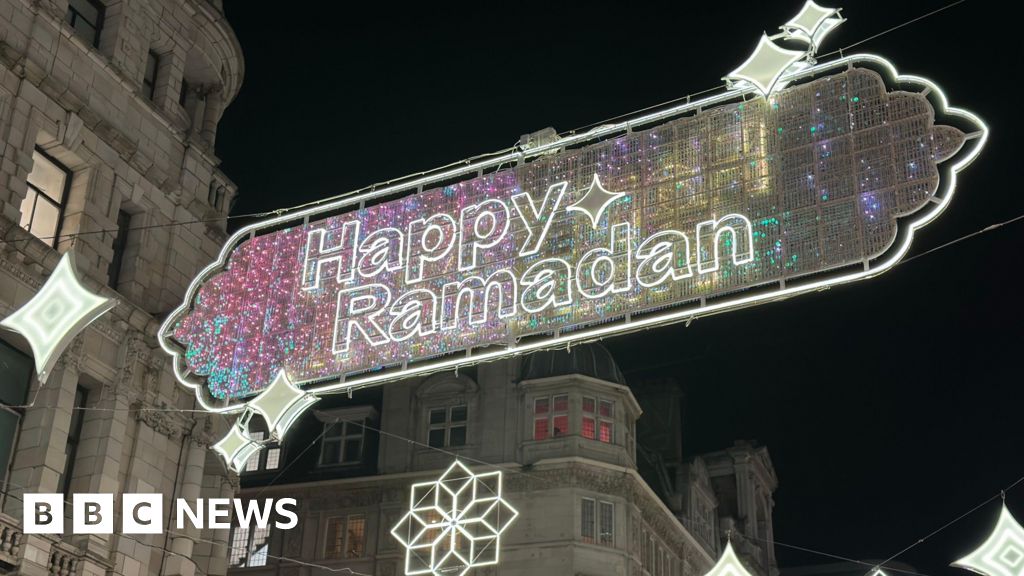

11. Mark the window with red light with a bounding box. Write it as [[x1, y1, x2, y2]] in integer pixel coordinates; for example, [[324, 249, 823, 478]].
[[583, 397, 613, 443], [533, 394, 569, 440]]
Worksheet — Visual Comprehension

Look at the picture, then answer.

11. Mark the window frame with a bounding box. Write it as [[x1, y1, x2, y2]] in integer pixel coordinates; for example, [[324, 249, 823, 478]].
[[65, 0, 105, 49], [323, 514, 367, 560], [319, 419, 366, 467], [241, 430, 282, 473], [427, 405, 467, 448], [582, 396, 614, 444], [581, 497, 614, 547], [532, 394, 568, 441], [23, 147, 72, 247], [0, 341, 32, 502], [229, 524, 271, 568]]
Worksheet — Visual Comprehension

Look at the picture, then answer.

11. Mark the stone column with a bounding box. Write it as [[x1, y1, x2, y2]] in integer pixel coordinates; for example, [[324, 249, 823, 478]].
[[2, 342, 82, 576], [163, 436, 207, 576], [205, 475, 237, 576]]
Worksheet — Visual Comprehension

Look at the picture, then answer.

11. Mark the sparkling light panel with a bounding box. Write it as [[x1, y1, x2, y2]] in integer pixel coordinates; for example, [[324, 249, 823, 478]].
[[169, 67, 967, 403], [391, 461, 518, 576]]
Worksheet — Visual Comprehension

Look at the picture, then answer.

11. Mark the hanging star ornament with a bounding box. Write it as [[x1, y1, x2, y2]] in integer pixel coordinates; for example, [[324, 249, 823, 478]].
[[780, 1, 844, 53], [953, 504, 1024, 576], [212, 417, 262, 472], [723, 34, 807, 97], [247, 369, 319, 441], [391, 460, 518, 576], [567, 174, 625, 228], [703, 541, 755, 576], [0, 251, 116, 382]]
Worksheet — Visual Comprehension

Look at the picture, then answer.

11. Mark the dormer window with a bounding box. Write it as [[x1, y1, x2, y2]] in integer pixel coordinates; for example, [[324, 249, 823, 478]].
[[427, 406, 467, 448], [314, 406, 378, 467]]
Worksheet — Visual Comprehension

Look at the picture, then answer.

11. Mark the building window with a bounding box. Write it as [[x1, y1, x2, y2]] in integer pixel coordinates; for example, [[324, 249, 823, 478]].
[[65, 0, 104, 48], [582, 397, 613, 443], [324, 515, 366, 560], [427, 406, 466, 448], [533, 394, 568, 440], [242, 431, 281, 473], [320, 420, 364, 466], [179, 79, 190, 107], [107, 209, 131, 288], [59, 387, 88, 495], [20, 148, 70, 247], [229, 525, 270, 567], [581, 498, 613, 546], [143, 51, 159, 100], [0, 341, 32, 496]]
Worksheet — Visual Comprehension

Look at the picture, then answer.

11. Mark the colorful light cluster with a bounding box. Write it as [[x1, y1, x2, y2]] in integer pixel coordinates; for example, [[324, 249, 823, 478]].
[[170, 67, 966, 402]]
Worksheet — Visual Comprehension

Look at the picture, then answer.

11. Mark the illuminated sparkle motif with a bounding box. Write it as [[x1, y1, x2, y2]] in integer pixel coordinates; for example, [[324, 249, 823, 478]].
[[166, 66, 972, 405], [567, 173, 625, 228], [247, 369, 318, 440], [1, 252, 116, 382], [391, 461, 518, 576], [703, 541, 755, 576], [781, 1, 844, 52], [953, 504, 1024, 576], [724, 34, 807, 97], [211, 420, 261, 472]]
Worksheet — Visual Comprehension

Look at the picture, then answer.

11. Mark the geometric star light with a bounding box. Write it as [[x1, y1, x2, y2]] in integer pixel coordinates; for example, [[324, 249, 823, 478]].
[[953, 504, 1024, 576], [211, 418, 262, 472], [391, 460, 518, 576], [567, 173, 625, 228], [703, 541, 756, 576], [247, 369, 319, 441], [780, 1, 844, 53], [0, 251, 116, 382], [723, 33, 808, 97]]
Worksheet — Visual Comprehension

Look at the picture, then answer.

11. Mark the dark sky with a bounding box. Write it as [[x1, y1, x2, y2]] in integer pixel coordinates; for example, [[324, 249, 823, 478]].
[[216, 1, 1023, 574]]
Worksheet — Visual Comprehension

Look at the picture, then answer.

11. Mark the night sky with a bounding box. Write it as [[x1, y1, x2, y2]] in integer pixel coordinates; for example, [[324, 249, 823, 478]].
[[216, 1, 1022, 573]]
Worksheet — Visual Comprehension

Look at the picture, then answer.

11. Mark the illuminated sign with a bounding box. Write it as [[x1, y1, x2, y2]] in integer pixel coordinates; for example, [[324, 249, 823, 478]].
[[159, 4, 986, 465]]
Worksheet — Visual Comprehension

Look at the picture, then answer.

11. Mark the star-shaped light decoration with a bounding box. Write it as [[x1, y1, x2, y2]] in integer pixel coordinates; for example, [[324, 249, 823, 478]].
[[567, 174, 625, 228], [780, 1, 844, 53], [953, 504, 1024, 576], [391, 460, 518, 576], [212, 417, 262, 472], [703, 541, 755, 576], [723, 34, 807, 97], [247, 369, 319, 441], [1, 251, 116, 382]]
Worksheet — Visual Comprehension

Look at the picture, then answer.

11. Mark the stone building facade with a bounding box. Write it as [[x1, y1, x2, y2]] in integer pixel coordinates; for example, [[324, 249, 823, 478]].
[[0, 1, 242, 576], [232, 344, 778, 576]]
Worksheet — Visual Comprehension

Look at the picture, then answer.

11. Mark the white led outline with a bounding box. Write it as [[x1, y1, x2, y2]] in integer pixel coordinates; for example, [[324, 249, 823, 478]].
[[301, 220, 360, 291], [724, 33, 807, 97], [695, 214, 756, 274], [159, 53, 987, 414], [520, 258, 574, 314], [575, 222, 632, 300], [406, 213, 458, 285], [636, 230, 694, 288], [566, 173, 625, 228], [457, 199, 511, 272], [391, 461, 518, 576], [511, 181, 569, 256], [356, 226, 404, 279], [439, 270, 518, 330], [332, 284, 392, 354], [388, 288, 440, 342]]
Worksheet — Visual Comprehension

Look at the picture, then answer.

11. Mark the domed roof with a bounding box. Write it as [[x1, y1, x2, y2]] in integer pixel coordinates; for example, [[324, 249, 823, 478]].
[[521, 342, 627, 385]]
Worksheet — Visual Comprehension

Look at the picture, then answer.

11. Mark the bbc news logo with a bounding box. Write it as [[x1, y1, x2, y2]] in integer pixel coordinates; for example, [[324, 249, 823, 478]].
[[24, 494, 298, 534]]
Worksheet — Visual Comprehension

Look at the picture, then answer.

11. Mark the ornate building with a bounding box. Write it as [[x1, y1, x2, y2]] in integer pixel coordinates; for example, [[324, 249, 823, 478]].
[[233, 344, 779, 576], [0, 1, 242, 575]]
